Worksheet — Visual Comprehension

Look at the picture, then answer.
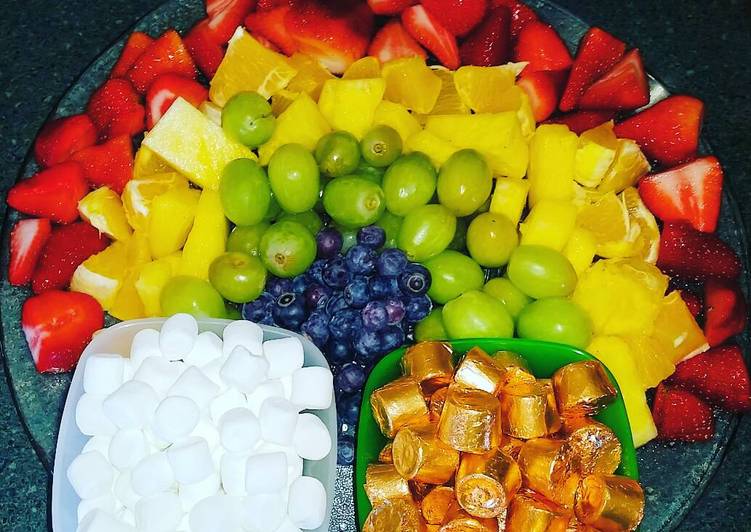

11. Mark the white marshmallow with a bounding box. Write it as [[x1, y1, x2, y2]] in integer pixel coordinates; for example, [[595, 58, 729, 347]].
[[78, 509, 135, 532], [83, 353, 126, 395], [259, 398, 300, 445], [274, 518, 303, 532], [167, 436, 214, 485], [134, 492, 183, 532], [263, 337, 304, 379], [293, 413, 331, 461], [184, 331, 224, 367], [258, 442, 304, 486], [245, 380, 285, 417], [219, 408, 261, 453], [168, 366, 220, 409], [133, 356, 182, 397], [280, 375, 293, 400], [287, 476, 327, 530], [245, 452, 287, 495], [129, 329, 162, 370], [189, 495, 244, 532], [220, 452, 249, 496], [220, 346, 269, 393], [222, 320, 263, 357], [191, 416, 221, 450], [159, 313, 199, 360], [241, 492, 287, 532], [131, 452, 175, 497], [290, 367, 333, 410], [113, 470, 140, 509], [77, 493, 117, 523], [67, 451, 115, 500], [103, 380, 160, 429], [209, 388, 247, 425], [179, 471, 220, 511], [201, 354, 229, 389], [145, 430, 170, 453], [82, 435, 112, 456], [108, 429, 148, 470], [116, 507, 137, 527], [153, 396, 200, 443], [76, 394, 117, 437]]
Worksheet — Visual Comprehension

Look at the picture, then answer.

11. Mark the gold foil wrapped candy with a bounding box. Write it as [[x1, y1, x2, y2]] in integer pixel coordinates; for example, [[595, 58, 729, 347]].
[[438, 385, 502, 454], [564, 417, 622, 476], [394, 423, 461, 484], [371, 377, 429, 438], [422, 486, 456, 525], [505, 492, 569, 532], [364, 498, 427, 532], [365, 463, 413, 505], [493, 351, 537, 391], [455, 449, 522, 518], [500, 382, 561, 440], [379, 443, 394, 464], [430, 387, 449, 420], [440, 501, 501, 532], [454, 347, 506, 394], [500, 437, 525, 460], [574, 475, 645, 531], [402, 341, 455, 387], [517, 438, 574, 502], [552, 361, 617, 417]]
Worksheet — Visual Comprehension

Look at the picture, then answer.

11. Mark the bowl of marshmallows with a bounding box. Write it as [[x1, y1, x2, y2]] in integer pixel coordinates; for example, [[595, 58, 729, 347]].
[[51, 314, 337, 532]]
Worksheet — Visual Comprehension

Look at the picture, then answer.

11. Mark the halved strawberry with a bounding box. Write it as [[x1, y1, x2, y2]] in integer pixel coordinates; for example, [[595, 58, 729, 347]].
[[368, 20, 426, 63], [111, 31, 154, 79], [545, 109, 616, 134], [513, 21, 572, 72], [257, 0, 293, 8], [7, 162, 88, 224], [559, 27, 625, 112], [86, 78, 145, 140], [184, 20, 226, 78], [422, 0, 487, 37], [681, 290, 704, 319], [8, 219, 52, 287], [402, 4, 459, 69], [614, 95, 704, 167], [578, 49, 649, 111], [517, 70, 564, 122], [366, 0, 415, 15], [146, 74, 208, 129], [31, 222, 109, 294], [34, 114, 98, 167], [703, 280, 747, 347], [126, 29, 197, 93], [22, 290, 104, 373], [638, 156, 723, 233], [490, 0, 538, 40], [657, 222, 741, 281], [245, 5, 298, 56], [652, 383, 715, 442], [206, 0, 256, 45], [459, 6, 510, 67], [71, 135, 134, 194]]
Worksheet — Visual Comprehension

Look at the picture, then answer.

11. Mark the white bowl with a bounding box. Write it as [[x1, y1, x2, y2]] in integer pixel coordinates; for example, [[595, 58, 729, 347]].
[[51, 318, 338, 532]]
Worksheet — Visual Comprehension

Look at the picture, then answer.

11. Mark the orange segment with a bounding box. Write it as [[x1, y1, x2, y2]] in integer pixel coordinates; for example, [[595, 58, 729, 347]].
[[78, 187, 132, 242], [381, 57, 442, 114], [576, 191, 639, 258], [621, 187, 660, 263], [343, 56, 381, 80], [454, 65, 517, 113], [286, 53, 335, 100], [653, 291, 709, 364]]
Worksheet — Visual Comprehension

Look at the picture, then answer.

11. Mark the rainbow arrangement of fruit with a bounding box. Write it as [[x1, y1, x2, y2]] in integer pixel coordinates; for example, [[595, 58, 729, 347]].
[[6, 0, 750, 463]]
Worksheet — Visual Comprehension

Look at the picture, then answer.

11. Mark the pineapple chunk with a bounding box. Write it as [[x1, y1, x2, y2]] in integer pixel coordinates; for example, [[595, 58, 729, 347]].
[[286, 53, 334, 100], [148, 187, 200, 259], [373, 101, 421, 143], [382, 57, 442, 114], [133, 145, 172, 179], [528, 124, 578, 206], [624, 335, 675, 390], [653, 291, 709, 364], [404, 130, 457, 168], [78, 187, 132, 242], [136, 253, 182, 317], [597, 139, 651, 194], [517, 92, 536, 140], [318, 78, 385, 139], [179, 190, 229, 280], [574, 121, 618, 188], [109, 271, 145, 321], [563, 227, 597, 276], [489, 178, 530, 225], [519, 200, 577, 251], [343, 56, 381, 80]]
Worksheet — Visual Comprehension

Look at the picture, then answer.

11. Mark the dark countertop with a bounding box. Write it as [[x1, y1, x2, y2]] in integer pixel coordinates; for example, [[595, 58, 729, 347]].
[[0, 1, 749, 530]]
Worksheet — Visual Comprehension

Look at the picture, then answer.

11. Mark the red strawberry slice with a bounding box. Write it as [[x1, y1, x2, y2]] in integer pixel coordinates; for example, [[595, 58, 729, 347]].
[[671, 345, 751, 412], [8, 219, 52, 287], [657, 222, 741, 281], [513, 21, 572, 72], [459, 6, 511, 67], [368, 20, 426, 64], [545, 109, 616, 134], [184, 20, 226, 78], [703, 280, 747, 347], [366, 0, 415, 15], [681, 290, 703, 319], [34, 114, 98, 168], [638, 156, 723, 233], [245, 5, 298, 56], [7, 162, 89, 224], [517, 70, 564, 122], [86, 78, 145, 140], [126, 29, 197, 93], [257, 0, 293, 8], [146, 74, 209, 129], [206, 0, 256, 45], [111, 31, 154, 79], [578, 49, 649, 111], [422, 0, 488, 37], [614, 94, 704, 167], [490, 0, 538, 40], [559, 27, 625, 112], [652, 383, 715, 442], [402, 4, 459, 70], [22, 290, 104, 373], [71, 135, 134, 194]]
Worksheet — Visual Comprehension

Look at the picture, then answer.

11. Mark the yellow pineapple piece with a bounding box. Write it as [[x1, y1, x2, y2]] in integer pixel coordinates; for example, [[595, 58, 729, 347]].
[[318, 78, 385, 139], [136, 253, 182, 317], [528, 124, 578, 206], [575, 121, 618, 188], [287, 53, 334, 100], [489, 177, 530, 225], [179, 190, 228, 280], [109, 271, 145, 321], [133, 145, 172, 179], [597, 139, 651, 194], [78, 187, 132, 242], [517, 92, 536, 140], [70, 242, 129, 310], [199, 101, 222, 127], [373, 101, 421, 144], [122, 172, 189, 232], [623, 335, 675, 390], [653, 291, 709, 364], [270, 89, 300, 116], [343, 56, 381, 80], [126, 229, 152, 269], [454, 65, 517, 113], [381, 57, 442, 114], [519, 200, 577, 251], [259, 92, 331, 164], [563, 227, 597, 276], [576, 191, 640, 259], [403, 130, 457, 168], [428, 66, 468, 115], [148, 187, 200, 259]]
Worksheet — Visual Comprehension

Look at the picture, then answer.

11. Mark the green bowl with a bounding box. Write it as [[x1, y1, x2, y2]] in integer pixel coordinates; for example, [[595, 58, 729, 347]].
[[355, 338, 639, 528]]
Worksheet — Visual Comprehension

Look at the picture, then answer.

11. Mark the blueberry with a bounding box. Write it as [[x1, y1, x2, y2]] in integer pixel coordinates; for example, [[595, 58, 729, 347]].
[[405, 294, 432, 323], [325, 294, 350, 316], [338, 392, 362, 425], [322, 257, 350, 289], [242, 292, 274, 322], [399, 264, 431, 296], [368, 276, 400, 300], [267, 277, 294, 298], [346, 244, 377, 275], [376, 248, 408, 277], [329, 308, 362, 340], [343, 276, 371, 309], [291, 274, 309, 294], [335, 362, 366, 393], [272, 292, 307, 329], [301, 311, 330, 348], [384, 297, 406, 324], [307, 259, 327, 285], [326, 338, 353, 366], [362, 300, 388, 331], [337, 434, 355, 465], [316, 227, 343, 259], [357, 225, 386, 249], [381, 325, 406, 353], [303, 283, 331, 311], [353, 329, 383, 363]]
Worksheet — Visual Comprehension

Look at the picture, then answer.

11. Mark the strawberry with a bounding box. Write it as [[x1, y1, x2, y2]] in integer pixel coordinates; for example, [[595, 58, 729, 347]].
[[31, 222, 109, 294], [638, 156, 723, 233], [671, 345, 751, 412], [184, 20, 226, 78], [657, 222, 741, 281], [22, 290, 104, 373], [7, 162, 88, 224], [704, 280, 747, 347], [126, 29, 197, 93], [545, 110, 616, 134], [257, 0, 293, 8], [366, 0, 415, 15], [245, 5, 298, 56], [513, 21, 572, 72], [614, 95, 704, 167], [490, 0, 538, 40], [368, 20, 426, 63], [459, 6, 510, 67], [559, 27, 625, 112], [206, 0, 256, 45], [517, 70, 564, 122], [402, 4, 459, 70], [8, 219, 52, 287], [146, 74, 209, 129], [86, 78, 145, 140], [422, 0, 487, 37], [578, 49, 649, 111], [71, 135, 134, 194], [652, 384, 715, 442], [34, 114, 98, 167], [110, 31, 154, 79], [681, 290, 703, 319]]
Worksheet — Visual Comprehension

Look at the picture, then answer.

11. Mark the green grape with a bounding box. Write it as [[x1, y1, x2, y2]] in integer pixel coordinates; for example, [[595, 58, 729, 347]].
[[260, 220, 317, 278], [382, 152, 437, 216], [225, 305, 242, 320], [507, 245, 578, 299], [466, 212, 519, 267], [516, 297, 593, 348], [375, 211, 403, 249], [483, 277, 531, 320], [263, 193, 282, 222], [227, 223, 270, 257], [447, 216, 469, 252], [437, 149, 493, 216], [442, 290, 514, 339], [424, 250, 485, 304], [209, 252, 267, 304], [219, 158, 271, 226], [277, 210, 323, 234], [268, 143, 320, 213], [352, 162, 386, 186], [337, 225, 358, 253], [398, 204, 456, 262], [161, 276, 227, 318], [323, 176, 385, 228], [360, 125, 403, 167], [221, 91, 275, 148], [415, 308, 448, 341], [315, 131, 361, 177]]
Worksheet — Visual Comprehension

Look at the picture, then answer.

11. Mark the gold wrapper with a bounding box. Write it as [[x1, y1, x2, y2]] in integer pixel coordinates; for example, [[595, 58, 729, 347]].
[[552, 361, 617, 417], [493, 351, 536, 391], [379, 443, 394, 464], [430, 387, 449, 420], [365, 463, 413, 505], [539, 379, 563, 434], [500, 382, 560, 440], [493, 350, 530, 370], [566, 516, 600, 531], [403, 341, 455, 387], [412, 481, 434, 501], [554, 471, 582, 511], [371, 377, 429, 438], [440, 501, 500, 532], [422, 486, 455, 525], [364, 498, 427, 532], [438, 385, 502, 454], [506, 493, 569, 532], [455, 449, 522, 518], [500, 437, 525, 460], [564, 417, 622, 476], [574, 475, 645, 531], [517, 438, 574, 502], [427, 525, 442, 532], [454, 347, 506, 394], [394, 424, 461, 484]]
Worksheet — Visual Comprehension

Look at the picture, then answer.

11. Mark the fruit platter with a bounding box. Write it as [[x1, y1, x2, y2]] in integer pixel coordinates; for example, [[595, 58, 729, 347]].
[[0, 0, 749, 530]]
